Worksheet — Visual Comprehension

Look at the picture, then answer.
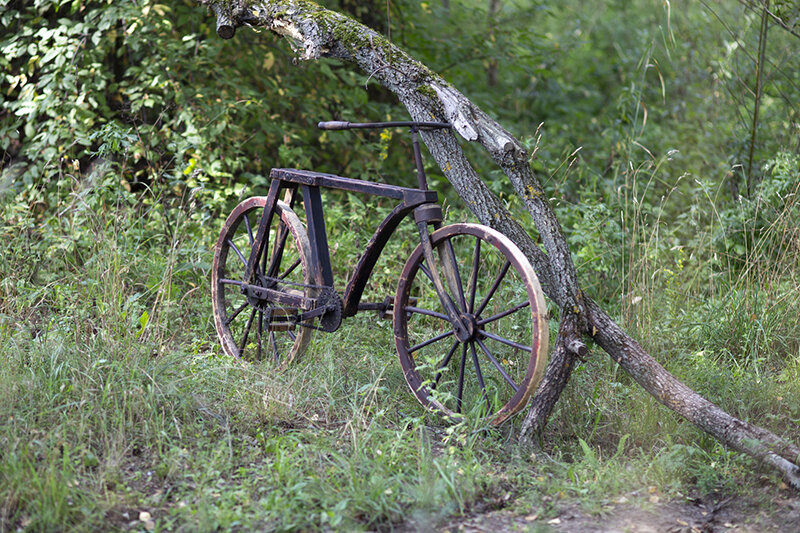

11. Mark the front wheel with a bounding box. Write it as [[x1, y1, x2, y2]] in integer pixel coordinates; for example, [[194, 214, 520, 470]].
[[394, 224, 548, 426]]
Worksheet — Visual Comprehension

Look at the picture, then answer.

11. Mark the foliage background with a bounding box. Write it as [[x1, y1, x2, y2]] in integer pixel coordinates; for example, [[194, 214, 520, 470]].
[[1, 0, 799, 530]]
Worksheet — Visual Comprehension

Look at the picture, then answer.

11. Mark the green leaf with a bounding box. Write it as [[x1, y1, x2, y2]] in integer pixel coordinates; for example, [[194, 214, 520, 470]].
[[138, 310, 149, 337], [578, 438, 598, 467]]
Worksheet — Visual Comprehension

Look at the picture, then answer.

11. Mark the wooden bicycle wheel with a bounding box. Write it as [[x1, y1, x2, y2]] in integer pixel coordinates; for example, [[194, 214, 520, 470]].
[[394, 224, 549, 425], [211, 197, 316, 365]]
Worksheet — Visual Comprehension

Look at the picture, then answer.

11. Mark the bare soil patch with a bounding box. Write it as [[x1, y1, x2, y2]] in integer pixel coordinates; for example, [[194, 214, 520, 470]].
[[438, 490, 800, 532]]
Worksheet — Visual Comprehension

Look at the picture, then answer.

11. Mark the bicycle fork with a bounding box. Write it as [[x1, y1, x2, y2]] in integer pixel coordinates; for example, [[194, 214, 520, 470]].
[[408, 127, 473, 341], [414, 209, 474, 343]]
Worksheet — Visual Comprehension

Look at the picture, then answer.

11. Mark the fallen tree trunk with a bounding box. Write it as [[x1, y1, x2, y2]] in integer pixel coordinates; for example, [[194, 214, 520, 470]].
[[198, 0, 800, 489]]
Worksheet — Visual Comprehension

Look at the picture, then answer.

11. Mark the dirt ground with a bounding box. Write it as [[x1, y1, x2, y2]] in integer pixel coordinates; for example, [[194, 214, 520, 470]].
[[437, 489, 800, 533]]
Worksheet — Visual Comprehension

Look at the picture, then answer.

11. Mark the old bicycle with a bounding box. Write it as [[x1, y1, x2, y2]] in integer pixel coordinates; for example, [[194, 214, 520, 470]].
[[211, 120, 549, 425]]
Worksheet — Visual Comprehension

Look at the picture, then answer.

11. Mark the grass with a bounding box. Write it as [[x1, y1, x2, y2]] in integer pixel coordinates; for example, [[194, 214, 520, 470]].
[[4, 0, 800, 529], [0, 313, 504, 530], [1, 158, 799, 531], [0, 192, 521, 531]]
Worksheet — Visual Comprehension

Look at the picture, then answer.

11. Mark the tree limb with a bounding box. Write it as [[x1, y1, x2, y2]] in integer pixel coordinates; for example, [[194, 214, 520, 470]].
[[519, 311, 584, 441]]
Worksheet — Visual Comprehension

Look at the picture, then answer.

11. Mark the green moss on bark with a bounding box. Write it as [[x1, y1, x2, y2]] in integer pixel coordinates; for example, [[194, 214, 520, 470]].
[[415, 84, 438, 100]]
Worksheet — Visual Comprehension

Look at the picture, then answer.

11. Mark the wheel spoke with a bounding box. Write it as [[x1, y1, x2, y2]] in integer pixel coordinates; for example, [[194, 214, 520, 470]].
[[409, 329, 455, 354], [475, 337, 519, 392], [259, 207, 273, 276], [256, 310, 263, 360], [227, 239, 249, 268], [476, 300, 531, 326], [479, 329, 531, 353], [244, 211, 264, 277], [443, 238, 467, 312], [474, 260, 511, 318], [279, 257, 302, 280], [220, 278, 244, 286], [282, 331, 294, 346], [419, 255, 460, 323], [433, 340, 461, 388], [405, 306, 449, 321], [468, 237, 481, 313], [419, 261, 433, 283], [469, 342, 491, 412], [238, 308, 256, 357], [244, 211, 254, 246], [224, 301, 249, 326], [266, 221, 290, 279], [270, 330, 280, 363], [456, 343, 468, 413]]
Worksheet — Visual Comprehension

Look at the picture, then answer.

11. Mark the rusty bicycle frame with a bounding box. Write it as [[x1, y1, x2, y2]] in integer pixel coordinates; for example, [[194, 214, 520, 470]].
[[234, 120, 468, 333], [214, 118, 550, 425]]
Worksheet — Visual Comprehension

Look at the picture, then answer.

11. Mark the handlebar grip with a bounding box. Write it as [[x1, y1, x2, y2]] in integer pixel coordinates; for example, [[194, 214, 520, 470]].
[[318, 121, 351, 130]]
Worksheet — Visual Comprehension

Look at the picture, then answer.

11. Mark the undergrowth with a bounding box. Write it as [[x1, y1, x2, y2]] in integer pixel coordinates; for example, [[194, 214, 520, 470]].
[[2, 0, 800, 530], [1, 150, 798, 531]]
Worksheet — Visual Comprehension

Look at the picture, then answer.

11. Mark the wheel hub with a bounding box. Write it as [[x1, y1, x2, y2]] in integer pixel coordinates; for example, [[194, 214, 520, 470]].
[[453, 312, 478, 343], [244, 274, 269, 308]]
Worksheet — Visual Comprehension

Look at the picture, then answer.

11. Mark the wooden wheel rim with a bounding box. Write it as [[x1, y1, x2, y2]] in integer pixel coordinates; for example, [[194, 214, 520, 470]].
[[394, 223, 549, 425]]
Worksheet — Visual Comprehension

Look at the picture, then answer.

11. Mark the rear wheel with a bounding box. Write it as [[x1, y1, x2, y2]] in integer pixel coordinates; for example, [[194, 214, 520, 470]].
[[211, 197, 316, 365], [394, 224, 548, 425]]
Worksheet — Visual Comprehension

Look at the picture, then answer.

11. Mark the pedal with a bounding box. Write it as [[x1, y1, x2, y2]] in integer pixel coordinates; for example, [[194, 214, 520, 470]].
[[378, 296, 418, 319], [264, 288, 301, 330], [378, 296, 393, 320], [266, 315, 295, 332]]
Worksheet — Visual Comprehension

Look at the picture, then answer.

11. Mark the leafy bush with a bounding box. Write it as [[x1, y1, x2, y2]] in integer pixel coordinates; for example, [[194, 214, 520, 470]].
[[1, 0, 407, 224]]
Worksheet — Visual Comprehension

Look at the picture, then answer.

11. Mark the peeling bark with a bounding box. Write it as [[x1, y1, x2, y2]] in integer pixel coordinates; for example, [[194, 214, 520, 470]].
[[198, 0, 800, 489]]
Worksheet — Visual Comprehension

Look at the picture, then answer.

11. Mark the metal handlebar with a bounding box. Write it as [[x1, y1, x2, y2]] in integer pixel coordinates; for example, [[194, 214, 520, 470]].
[[317, 119, 451, 192], [317, 121, 452, 131]]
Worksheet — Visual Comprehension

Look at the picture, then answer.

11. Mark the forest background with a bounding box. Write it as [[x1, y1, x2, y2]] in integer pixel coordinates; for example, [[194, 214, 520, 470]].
[[1, 0, 800, 530]]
